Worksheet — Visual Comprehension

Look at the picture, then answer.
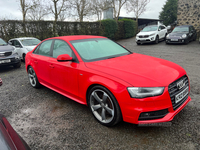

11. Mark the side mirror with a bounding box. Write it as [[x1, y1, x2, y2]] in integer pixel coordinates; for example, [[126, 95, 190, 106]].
[[8, 41, 12, 45], [57, 54, 73, 62]]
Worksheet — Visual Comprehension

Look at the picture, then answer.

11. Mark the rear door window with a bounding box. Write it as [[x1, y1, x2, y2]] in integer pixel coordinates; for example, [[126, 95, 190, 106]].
[[38, 40, 53, 56]]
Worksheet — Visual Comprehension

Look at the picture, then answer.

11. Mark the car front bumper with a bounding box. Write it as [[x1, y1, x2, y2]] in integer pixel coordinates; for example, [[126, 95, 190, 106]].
[[120, 89, 191, 124], [117, 75, 191, 124], [166, 38, 187, 44], [136, 35, 156, 44], [0, 54, 21, 67]]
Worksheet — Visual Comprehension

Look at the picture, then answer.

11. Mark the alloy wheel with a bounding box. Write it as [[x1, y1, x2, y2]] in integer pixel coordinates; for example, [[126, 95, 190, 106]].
[[28, 67, 37, 87], [90, 89, 115, 124]]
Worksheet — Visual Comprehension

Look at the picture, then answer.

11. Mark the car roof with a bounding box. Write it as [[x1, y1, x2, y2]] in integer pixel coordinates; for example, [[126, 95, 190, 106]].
[[9, 37, 38, 41], [45, 35, 107, 41]]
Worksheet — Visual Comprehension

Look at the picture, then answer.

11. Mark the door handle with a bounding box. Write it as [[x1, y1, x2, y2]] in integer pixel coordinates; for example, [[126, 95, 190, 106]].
[[34, 61, 38, 64], [49, 64, 54, 68]]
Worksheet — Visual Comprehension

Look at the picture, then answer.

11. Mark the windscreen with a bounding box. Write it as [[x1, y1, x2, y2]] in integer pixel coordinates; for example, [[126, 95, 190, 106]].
[[0, 39, 7, 46], [172, 27, 189, 33], [71, 38, 131, 62], [20, 39, 41, 46], [141, 26, 158, 32]]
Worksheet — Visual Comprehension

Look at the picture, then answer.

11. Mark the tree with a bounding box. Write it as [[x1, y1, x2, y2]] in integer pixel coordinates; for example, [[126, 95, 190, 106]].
[[49, 0, 69, 35], [27, 0, 50, 21], [18, 0, 36, 35], [159, 0, 177, 26], [126, 0, 150, 31], [91, 0, 112, 21], [112, 0, 128, 21], [70, 0, 92, 22]]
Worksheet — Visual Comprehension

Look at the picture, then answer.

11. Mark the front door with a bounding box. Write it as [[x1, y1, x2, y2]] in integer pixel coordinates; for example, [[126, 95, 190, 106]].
[[48, 40, 79, 98]]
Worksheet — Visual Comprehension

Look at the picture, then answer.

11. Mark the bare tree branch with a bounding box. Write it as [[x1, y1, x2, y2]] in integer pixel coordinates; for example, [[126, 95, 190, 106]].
[[27, 0, 50, 21], [112, 0, 128, 21], [69, 0, 93, 22]]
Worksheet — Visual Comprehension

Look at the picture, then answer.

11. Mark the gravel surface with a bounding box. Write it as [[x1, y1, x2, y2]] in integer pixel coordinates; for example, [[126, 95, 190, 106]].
[[0, 38, 200, 150]]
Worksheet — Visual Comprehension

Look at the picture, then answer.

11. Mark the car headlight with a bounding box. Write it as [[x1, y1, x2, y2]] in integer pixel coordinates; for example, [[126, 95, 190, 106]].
[[166, 34, 169, 38], [127, 87, 165, 98], [182, 34, 187, 38], [150, 33, 155, 36], [12, 48, 18, 55]]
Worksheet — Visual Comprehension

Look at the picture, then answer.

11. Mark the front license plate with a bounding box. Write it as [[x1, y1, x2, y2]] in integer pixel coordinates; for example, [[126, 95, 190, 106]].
[[171, 39, 178, 41], [0, 59, 11, 64], [175, 87, 189, 103]]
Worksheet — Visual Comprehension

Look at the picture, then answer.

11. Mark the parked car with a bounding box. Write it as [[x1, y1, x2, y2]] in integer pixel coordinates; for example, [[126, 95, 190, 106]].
[[166, 25, 197, 44], [26, 35, 191, 126], [0, 80, 30, 149], [136, 25, 168, 45], [0, 38, 21, 68], [8, 37, 41, 61], [0, 114, 31, 150]]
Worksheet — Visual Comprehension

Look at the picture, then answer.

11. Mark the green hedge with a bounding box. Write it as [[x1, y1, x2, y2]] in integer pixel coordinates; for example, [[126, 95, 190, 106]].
[[0, 19, 136, 41], [101, 19, 118, 40], [119, 19, 137, 38]]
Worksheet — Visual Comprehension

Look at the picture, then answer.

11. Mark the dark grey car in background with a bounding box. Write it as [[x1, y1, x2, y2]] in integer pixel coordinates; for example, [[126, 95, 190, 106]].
[[166, 25, 197, 44], [0, 38, 21, 68]]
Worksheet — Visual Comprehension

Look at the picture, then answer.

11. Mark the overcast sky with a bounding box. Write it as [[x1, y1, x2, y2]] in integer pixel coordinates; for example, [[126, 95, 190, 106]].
[[0, 0, 167, 20]]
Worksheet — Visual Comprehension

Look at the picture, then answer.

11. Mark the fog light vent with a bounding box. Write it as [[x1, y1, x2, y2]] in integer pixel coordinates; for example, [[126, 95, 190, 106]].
[[139, 109, 168, 121]]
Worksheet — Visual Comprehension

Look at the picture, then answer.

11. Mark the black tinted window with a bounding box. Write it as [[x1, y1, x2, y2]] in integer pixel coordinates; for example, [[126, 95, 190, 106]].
[[38, 40, 52, 56], [53, 40, 72, 58], [161, 26, 165, 30], [14, 40, 21, 47]]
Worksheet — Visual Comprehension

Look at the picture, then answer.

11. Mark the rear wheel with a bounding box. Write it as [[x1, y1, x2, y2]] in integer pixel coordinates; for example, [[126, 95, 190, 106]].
[[193, 35, 197, 41], [88, 85, 122, 127], [22, 54, 26, 62], [28, 66, 40, 88], [164, 34, 167, 40]]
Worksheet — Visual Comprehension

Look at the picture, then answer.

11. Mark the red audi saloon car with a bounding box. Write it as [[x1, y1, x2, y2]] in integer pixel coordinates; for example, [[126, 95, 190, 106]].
[[25, 35, 191, 126]]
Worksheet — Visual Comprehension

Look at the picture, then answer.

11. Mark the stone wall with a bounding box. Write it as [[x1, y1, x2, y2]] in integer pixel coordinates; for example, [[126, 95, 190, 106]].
[[177, 0, 200, 34]]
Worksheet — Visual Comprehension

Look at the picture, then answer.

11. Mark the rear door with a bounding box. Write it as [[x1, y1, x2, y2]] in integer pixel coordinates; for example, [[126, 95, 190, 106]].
[[31, 40, 53, 86]]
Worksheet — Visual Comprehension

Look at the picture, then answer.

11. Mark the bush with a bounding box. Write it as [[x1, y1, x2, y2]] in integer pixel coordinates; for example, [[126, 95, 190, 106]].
[[101, 19, 118, 40], [0, 20, 135, 41], [119, 19, 137, 38]]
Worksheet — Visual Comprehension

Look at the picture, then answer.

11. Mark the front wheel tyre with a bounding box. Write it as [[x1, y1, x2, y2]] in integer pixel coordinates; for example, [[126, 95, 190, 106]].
[[13, 61, 21, 68], [154, 36, 159, 44], [88, 85, 122, 127], [28, 66, 40, 88], [184, 39, 189, 45]]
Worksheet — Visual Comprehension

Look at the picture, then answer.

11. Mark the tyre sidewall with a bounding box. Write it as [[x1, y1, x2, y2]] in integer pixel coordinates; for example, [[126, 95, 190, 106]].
[[87, 85, 122, 127], [28, 66, 40, 88]]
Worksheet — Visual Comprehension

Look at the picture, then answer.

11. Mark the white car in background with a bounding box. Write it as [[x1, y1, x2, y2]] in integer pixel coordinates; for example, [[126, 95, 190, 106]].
[[136, 25, 168, 45], [8, 37, 41, 61]]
